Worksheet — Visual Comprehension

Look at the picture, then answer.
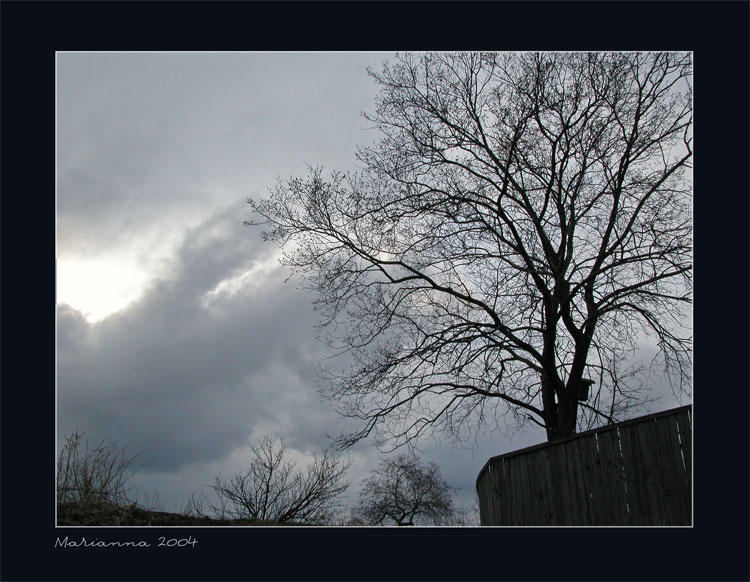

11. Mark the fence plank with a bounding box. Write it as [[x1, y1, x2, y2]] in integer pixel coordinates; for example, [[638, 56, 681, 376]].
[[564, 436, 583, 525], [496, 459, 507, 525], [653, 414, 690, 524], [509, 457, 529, 525], [525, 447, 542, 525], [480, 463, 492, 525], [652, 415, 675, 523], [676, 409, 692, 480], [553, 441, 572, 524], [534, 447, 550, 525], [598, 427, 628, 525], [671, 414, 691, 524], [619, 423, 649, 525], [641, 419, 666, 524], [586, 433, 604, 525], [507, 457, 518, 525], [522, 451, 534, 525], [575, 435, 596, 525], [675, 409, 692, 522], [541, 445, 558, 525], [574, 435, 589, 521], [501, 458, 510, 525]]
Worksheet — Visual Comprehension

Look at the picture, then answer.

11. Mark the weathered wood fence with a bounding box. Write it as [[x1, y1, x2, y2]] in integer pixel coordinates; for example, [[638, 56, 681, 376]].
[[476, 405, 692, 526]]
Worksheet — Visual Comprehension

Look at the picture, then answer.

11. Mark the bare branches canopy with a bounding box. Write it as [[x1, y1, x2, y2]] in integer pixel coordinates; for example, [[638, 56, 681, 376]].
[[248, 52, 693, 446]]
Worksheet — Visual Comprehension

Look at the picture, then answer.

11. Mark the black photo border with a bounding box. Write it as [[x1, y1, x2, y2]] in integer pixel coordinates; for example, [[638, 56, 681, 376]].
[[1, 1, 748, 580]]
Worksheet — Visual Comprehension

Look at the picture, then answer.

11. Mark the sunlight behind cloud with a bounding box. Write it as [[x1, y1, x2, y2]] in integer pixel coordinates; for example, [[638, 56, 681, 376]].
[[57, 257, 151, 322]]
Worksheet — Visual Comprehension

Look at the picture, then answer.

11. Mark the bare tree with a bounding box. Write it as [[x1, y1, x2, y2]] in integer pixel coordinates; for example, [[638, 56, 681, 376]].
[[247, 52, 692, 445], [57, 430, 138, 506], [209, 435, 350, 525], [354, 454, 456, 526]]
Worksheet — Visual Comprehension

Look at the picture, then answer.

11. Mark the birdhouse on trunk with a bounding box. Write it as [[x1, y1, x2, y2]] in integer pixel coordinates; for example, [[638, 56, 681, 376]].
[[578, 379, 594, 402]]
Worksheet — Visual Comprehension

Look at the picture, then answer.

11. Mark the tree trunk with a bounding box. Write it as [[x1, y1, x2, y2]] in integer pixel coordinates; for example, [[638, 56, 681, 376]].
[[544, 388, 579, 442], [542, 331, 591, 441]]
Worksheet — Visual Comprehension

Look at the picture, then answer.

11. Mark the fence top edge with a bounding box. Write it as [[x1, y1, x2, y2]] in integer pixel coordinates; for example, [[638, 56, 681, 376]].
[[475, 404, 692, 488]]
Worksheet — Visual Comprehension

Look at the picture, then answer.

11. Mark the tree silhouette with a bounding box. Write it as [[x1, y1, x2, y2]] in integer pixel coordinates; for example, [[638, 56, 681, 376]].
[[248, 52, 692, 445], [354, 454, 455, 526]]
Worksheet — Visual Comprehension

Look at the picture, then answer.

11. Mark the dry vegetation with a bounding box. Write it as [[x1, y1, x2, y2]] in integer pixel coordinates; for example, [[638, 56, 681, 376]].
[[56, 431, 328, 526], [56, 430, 476, 526]]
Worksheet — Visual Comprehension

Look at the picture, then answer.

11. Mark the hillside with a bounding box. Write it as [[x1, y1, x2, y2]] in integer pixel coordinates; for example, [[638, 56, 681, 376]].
[[57, 502, 290, 526]]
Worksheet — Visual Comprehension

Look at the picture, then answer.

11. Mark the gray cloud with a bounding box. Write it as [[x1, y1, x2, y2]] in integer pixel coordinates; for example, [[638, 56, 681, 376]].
[[57, 52, 386, 259], [57, 201, 339, 472]]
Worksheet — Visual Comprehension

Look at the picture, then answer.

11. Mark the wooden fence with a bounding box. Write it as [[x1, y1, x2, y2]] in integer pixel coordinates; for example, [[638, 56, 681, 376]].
[[476, 405, 692, 526]]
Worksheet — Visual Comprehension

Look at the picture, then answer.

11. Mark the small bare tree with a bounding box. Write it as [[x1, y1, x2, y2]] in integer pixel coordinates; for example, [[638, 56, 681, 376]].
[[56, 431, 138, 506], [209, 435, 350, 525], [354, 454, 456, 526]]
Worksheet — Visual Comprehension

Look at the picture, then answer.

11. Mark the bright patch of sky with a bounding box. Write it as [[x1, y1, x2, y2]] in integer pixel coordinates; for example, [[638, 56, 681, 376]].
[[57, 257, 150, 322]]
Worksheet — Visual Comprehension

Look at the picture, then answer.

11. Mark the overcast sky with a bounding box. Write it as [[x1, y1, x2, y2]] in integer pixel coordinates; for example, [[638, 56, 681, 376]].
[[56, 52, 689, 520]]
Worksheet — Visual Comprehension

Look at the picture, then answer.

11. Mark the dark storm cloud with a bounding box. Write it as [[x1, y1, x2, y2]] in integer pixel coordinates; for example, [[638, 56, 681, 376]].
[[57, 201, 340, 471]]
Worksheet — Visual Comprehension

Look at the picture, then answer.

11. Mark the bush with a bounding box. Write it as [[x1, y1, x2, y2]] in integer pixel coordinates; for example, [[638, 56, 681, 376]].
[[208, 434, 350, 525], [56, 430, 138, 507]]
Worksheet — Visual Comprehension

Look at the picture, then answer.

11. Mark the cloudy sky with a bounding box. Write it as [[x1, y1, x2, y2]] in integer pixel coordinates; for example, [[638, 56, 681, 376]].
[[56, 52, 689, 519]]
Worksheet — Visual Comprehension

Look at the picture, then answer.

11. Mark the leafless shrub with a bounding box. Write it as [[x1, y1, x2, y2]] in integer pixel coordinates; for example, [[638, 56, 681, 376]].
[[208, 435, 351, 525], [180, 491, 211, 518], [56, 430, 139, 507]]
